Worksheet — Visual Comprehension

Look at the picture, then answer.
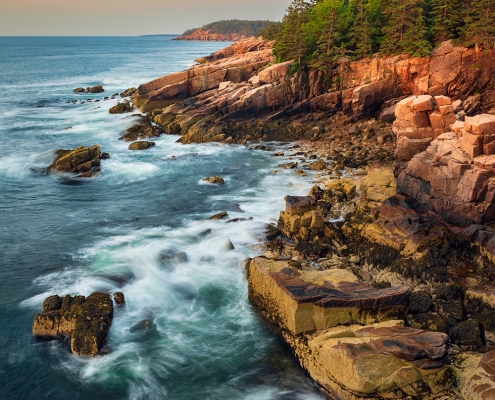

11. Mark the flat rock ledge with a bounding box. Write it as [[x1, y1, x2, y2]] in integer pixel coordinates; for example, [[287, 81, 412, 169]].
[[32, 292, 114, 357], [247, 257, 452, 399]]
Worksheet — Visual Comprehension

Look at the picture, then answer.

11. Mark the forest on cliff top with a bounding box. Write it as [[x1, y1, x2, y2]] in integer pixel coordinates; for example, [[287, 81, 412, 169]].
[[181, 20, 278, 38], [261, 0, 495, 70]]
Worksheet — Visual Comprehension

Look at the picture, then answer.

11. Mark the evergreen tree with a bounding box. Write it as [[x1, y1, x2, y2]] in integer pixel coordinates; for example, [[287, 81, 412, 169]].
[[403, 7, 433, 55], [274, 0, 311, 64], [380, 0, 431, 56], [461, 0, 495, 47], [349, 0, 374, 58], [430, 0, 461, 43], [305, 0, 353, 69]]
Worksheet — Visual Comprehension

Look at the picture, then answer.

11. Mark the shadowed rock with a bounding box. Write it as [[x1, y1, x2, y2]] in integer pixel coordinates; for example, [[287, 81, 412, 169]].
[[32, 292, 113, 356], [109, 100, 133, 114], [87, 85, 104, 93]]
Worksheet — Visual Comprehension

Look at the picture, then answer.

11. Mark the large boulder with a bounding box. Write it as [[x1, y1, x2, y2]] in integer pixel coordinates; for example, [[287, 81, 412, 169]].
[[109, 100, 133, 114], [304, 322, 451, 399], [247, 257, 453, 399], [247, 257, 409, 335], [32, 292, 114, 356], [48, 145, 102, 177], [87, 85, 104, 93], [456, 351, 495, 399], [128, 141, 155, 150]]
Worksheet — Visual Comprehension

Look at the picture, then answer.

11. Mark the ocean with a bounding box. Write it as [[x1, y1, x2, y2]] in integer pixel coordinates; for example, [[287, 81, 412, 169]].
[[0, 36, 325, 399]]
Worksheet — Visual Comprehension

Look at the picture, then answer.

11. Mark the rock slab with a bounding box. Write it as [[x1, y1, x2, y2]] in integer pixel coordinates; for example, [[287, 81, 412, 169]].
[[32, 292, 114, 356]]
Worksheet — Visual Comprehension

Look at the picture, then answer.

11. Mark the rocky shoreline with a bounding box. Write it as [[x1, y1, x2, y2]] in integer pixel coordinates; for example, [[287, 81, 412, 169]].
[[34, 37, 495, 398]]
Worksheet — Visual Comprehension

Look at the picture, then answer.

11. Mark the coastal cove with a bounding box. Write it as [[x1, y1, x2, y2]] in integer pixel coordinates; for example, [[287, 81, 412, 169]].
[[0, 36, 325, 399]]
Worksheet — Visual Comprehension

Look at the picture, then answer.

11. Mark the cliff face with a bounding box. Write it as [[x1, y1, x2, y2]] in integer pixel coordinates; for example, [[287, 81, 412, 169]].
[[311, 41, 495, 117], [173, 28, 250, 41], [132, 39, 495, 146]]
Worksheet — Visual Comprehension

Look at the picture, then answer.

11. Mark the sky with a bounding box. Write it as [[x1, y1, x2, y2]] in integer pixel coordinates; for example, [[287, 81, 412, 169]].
[[0, 0, 289, 36]]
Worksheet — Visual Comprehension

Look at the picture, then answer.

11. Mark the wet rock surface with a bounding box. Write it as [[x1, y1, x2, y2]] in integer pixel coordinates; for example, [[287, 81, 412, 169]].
[[32, 292, 114, 356], [246, 95, 495, 399], [247, 257, 452, 399], [121, 115, 163, 142], [48, 144, 103, 177], [128, 141, 155, 150], [202, 176, 225, 185], [109, 100, 133, 114]]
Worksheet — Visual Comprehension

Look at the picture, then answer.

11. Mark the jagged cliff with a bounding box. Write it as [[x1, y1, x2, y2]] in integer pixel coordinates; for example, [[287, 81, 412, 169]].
[[131, 39, 495, 147]]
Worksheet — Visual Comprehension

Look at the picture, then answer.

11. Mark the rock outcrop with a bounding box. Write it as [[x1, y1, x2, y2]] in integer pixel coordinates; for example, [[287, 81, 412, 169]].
[[128, 141, 155, 150], [133, 38, 275, 113], [125, 39, 495, 146], [48, 145, 102, 177], [32, 292, 114, 356], [202, 176, 225, 185], [109, 100, 133, 114], [311, 41, 495, 118], [121, 116, 163, 142], [394, 95, 495, 228], [87, 85, 104, 93], [455, 351, 495, 399], [247, 257, 453, 399]]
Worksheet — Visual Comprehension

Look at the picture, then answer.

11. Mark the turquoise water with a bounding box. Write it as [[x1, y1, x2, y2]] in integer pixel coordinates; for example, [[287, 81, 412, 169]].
[[0, 36, 325, 399]]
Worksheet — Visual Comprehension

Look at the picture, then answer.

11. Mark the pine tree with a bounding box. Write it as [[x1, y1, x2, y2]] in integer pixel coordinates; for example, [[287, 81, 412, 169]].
[[380, 0, 431, 56], [402, 7, 433, 55], [273, 0, 311, 64], [461, 0, 495, 47], [307, 0, 353, 69], [430, 0, 461, 43], [349, 0, 374, 59]]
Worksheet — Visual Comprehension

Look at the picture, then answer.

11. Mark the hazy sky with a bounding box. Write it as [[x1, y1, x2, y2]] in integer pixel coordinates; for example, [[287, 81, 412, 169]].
[[0, 0, 289, 36]]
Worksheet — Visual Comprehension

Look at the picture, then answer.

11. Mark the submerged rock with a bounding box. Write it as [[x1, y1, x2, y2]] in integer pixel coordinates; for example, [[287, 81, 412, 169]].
[[32, 292, 113, 356], [158, 249, 188, 271]]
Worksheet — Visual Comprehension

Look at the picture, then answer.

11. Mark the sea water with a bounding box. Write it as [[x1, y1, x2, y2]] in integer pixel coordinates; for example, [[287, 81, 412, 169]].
[[0, 36, 325, 399]]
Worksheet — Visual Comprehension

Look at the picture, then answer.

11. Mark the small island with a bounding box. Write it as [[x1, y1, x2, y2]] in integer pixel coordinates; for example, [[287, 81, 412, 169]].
[[173, 19, 279, 41]]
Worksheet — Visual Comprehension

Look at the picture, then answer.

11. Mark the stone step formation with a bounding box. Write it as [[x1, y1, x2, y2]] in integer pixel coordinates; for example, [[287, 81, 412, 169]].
[[247, 95, 495, 399]]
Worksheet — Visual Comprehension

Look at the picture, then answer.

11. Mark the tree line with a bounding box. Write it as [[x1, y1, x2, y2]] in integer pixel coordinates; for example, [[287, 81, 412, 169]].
[[181, 20, 279, 38], [260, 0, 495, 70]]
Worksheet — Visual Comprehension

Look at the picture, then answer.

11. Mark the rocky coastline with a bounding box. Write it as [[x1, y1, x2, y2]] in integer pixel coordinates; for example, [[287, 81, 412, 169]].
[[173, 28, 251, 42], [34, 37, 495, 398]]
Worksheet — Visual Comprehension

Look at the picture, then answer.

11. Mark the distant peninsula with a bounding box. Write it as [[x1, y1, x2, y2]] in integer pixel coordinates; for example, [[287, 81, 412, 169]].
[[173, 19, 278, 41]]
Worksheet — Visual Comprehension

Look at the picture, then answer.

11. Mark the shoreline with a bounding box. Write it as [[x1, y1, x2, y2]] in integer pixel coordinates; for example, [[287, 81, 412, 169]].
[[24, 36, 495, 399], [125, 38, 495, 399]]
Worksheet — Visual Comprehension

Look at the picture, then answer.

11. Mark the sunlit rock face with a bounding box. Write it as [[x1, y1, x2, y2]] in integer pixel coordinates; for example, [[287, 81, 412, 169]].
[[394, 95, 495, 228]]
